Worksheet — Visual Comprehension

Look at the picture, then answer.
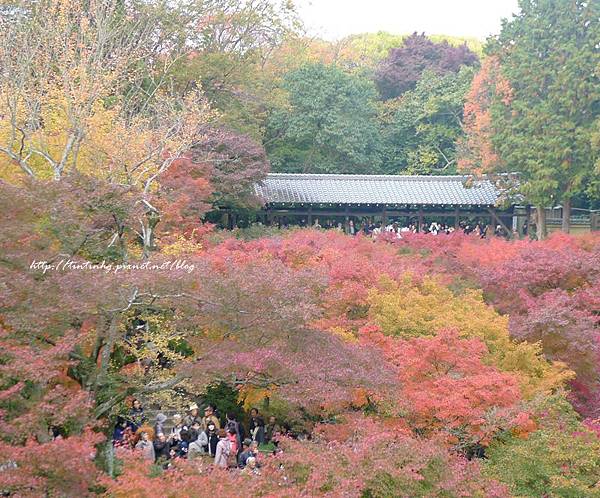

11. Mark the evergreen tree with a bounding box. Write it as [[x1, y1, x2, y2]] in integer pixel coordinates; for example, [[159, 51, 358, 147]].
[[265, 63, 382, 174], [381, 67, 476, 175], [487, 0, 600, 235]]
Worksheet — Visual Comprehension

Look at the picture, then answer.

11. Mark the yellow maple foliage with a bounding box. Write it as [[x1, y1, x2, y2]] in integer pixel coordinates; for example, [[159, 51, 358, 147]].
[[0, 0, 213, 188], [239, 385, 272, 410], [367, 276, 574, 398], [328, 326, 359, 343]]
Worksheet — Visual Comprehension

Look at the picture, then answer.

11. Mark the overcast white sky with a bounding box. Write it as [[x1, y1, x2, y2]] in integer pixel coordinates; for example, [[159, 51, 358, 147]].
[[295, 0, 521, 40]]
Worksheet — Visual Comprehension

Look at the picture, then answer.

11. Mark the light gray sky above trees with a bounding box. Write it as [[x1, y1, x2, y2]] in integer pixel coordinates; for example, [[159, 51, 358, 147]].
[[295, 0, 521, 40]]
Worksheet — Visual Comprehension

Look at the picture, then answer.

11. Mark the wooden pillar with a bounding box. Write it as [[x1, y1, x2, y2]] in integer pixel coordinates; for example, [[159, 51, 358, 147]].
[[307, 205, 313, 226], [417, 208, 424, 233], [267, 208, 273, 226], [454, 207, 460, 229], [511, 207, 518, 235], [344, 206, 350, 233], [591, 212, 599, 232], [382, 206, 388, 226]]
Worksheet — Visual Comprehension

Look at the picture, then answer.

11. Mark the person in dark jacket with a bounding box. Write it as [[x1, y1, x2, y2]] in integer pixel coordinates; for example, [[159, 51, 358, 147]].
[[112, 417, 129, 445], [264, 416, 282, 444], [203, 422, 219, 457], [129, 399, 146, 432], [175, 428, 191, 458], [153, 432, 170, 463], [117, 426, 135, 449], [248, 408, 265, 445], [238, 439, 259, 468]]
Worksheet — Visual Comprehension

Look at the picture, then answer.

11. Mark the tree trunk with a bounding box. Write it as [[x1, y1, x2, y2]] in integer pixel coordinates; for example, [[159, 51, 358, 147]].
[[142, 224, 153, 258], [106, 442, 115, 479], [98, 313, 120, 384], [561, 198, 571, 233], [142, 211, 160, 258], [536, 206, 547, 240]]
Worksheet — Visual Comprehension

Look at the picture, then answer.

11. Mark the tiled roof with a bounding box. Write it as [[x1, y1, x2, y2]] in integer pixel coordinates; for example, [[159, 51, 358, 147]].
[[255, 174, 499, 206]]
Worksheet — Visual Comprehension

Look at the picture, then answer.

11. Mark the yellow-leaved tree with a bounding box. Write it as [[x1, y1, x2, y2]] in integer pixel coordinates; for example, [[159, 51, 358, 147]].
[[0, 0, 214, 254], [367, 276, 574, 397]]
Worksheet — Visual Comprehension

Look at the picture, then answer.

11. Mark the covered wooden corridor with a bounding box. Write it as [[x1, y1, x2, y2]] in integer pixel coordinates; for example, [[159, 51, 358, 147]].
[[252, 173, 516, 234]]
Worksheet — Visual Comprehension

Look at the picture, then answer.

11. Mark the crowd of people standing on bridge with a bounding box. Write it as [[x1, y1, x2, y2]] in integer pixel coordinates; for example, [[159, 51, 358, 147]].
[[112, 400, 283, 474], [307, 218, 508, 239]]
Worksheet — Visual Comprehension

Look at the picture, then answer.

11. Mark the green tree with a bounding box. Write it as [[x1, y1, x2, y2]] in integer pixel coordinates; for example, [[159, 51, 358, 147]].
[[266, 63, 383, 173], [380, 66, 475, 175], [338, 32, 408, 68], [487, 0, 600, 236]]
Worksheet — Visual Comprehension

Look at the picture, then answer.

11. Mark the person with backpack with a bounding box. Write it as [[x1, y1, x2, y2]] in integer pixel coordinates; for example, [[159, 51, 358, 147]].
[[188, 429, 205, 459], [214, 429, 233, 468]]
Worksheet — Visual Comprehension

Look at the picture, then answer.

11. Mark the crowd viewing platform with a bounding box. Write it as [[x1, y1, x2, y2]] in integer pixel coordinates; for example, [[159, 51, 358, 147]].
[[269, 217, 508, 238]]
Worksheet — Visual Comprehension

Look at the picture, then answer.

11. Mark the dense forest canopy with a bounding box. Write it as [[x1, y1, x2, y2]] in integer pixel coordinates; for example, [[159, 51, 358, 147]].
[[0, 0, 599, 497]]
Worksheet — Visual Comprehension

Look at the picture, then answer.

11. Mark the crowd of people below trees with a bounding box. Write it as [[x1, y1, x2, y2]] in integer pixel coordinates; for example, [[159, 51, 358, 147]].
[[111, 400, 283, 474]]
